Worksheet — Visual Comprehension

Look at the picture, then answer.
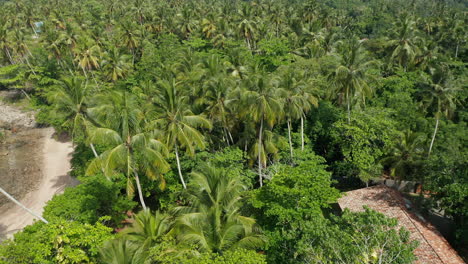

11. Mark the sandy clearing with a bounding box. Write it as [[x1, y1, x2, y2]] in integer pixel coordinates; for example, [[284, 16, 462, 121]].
[[0, 127, 78, 239]]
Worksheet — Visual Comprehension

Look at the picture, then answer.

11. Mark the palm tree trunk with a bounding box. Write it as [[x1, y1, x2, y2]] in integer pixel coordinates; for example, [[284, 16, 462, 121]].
[[0, 186, 48, 224], [25, 57, 37, 76], [287, 119, 293, 159], [227, 129, 234, 145], [301, 115, 305, 151], [20, 89, 31, 100], [455, 43, 459, 58], [346, 89, 351, 124], [223, 127, 230, 146], [90, 143, 99, 158], [175, 144, 187, 189], [258, 118, 263, 187], [428, 117, 439, 156], [5, 47, 14, 64], [134, 172, 147, 211]]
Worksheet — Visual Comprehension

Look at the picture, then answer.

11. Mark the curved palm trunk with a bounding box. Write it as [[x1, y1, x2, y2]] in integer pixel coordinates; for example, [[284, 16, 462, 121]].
[[175, 144, 187, 189], [287, 119, 293, 159], [134, 172, 147, 211], [301, 115, 305, 151], [258, 118, 263, 187], [0, 186, 48, 224], [428, 117, 439, 157]]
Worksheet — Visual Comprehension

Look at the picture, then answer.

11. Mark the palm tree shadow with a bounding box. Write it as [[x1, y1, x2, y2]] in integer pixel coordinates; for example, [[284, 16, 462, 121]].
[[50, 174, 80, 194], [50, 131, 71, 143]]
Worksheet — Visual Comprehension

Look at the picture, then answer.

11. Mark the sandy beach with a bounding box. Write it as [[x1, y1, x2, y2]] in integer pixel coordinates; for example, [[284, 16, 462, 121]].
[[0, 127, 77, 239]]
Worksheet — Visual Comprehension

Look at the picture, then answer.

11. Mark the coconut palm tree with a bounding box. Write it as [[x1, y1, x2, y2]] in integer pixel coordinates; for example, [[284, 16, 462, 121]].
[[151, 78, 212, 189], [47, 76, 104, 158], [330, 39, 377, 124], [389, 15, 421, 71], [0, 24, 15, 64], [87, 91, 170, 210], [99, 237, 145, 264], [241, 73, 283, 186], [274, 66, 318, 157], [121, 210, 171, 248], [102, 46, 132, 82], [420, 71, 460, 156], [173, 163, 264, 253], [74, 40, 101, 80]]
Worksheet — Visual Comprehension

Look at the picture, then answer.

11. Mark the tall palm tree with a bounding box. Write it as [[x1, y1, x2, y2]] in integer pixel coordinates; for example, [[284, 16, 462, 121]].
[[87, 91, 170, 210], [241, 73, 283, 186], [173, 163, 264, 253], [0, 24, 15, 64], [274, 66, 318, 157], [421, 71, 460, 156], [151, 79, 212, 189], [330, 39, 377, 124], [389, 16, 421, 71], [74, 40, 101, 80], [47, 76, 103, 157]]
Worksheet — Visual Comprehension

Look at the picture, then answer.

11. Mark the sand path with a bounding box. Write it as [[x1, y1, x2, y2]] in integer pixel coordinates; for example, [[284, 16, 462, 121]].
[[0, 127, 77, 239]]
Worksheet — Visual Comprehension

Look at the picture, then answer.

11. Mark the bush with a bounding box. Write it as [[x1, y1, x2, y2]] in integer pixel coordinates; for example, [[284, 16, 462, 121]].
[[0, 219, 113, 264], [43, 175, 136, 226]]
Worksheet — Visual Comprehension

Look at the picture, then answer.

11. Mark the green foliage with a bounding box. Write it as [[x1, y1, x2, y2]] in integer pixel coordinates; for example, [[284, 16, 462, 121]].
[[295, 208, 419, 264], [174, 163, 264, 253], [331, 107, 399, 184], [0, 65, 25, 88], [423, 120, 468, 245], [0, 219, 113, 264], [250, 150, 340, 227], [256, 38, 292, 71], [43, 175, 136, 226], [149, 248, 266, 264]]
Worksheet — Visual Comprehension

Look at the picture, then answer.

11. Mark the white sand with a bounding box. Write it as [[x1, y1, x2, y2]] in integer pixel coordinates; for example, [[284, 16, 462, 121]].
[[1, 127, 77, 238]]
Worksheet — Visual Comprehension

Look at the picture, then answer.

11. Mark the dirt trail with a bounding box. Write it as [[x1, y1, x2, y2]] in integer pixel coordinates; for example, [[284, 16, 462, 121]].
[[0, 127, 78, 239]]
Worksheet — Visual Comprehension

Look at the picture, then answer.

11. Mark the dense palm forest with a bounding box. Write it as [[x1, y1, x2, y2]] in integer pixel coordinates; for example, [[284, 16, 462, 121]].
[[0, 0, 467, 262]]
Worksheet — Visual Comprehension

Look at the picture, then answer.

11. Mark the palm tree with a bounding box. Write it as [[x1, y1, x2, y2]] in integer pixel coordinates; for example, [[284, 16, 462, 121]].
[[120, 21, 140, 65], [381, 130, 425, 181], [238, 19, 256, 50], [122, 210, 171, 248], [0, 24, 15, 64], [241, 73, 283, 186], [12, 29, 35, 75], [389, 16, 420, 71], [87, 91, 170, 210], [151, 79, 212, 189], [274, 66, 318, 157], [99, 238, 145, 264], [102, 46, 132, 82], [173, 163, 264, 253], [421, 71, 460, 156], [47, 76, 103, 157], [74, 40, 101, 81], [330, 39, 377, 124]]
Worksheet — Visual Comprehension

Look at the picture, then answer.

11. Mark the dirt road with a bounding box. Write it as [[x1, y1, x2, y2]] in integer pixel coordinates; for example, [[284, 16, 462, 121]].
[[0, 127, 77, 239]]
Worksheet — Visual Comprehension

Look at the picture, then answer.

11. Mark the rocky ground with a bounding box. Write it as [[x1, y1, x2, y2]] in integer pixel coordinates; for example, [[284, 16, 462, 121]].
[[0, 91, 36, 131]]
